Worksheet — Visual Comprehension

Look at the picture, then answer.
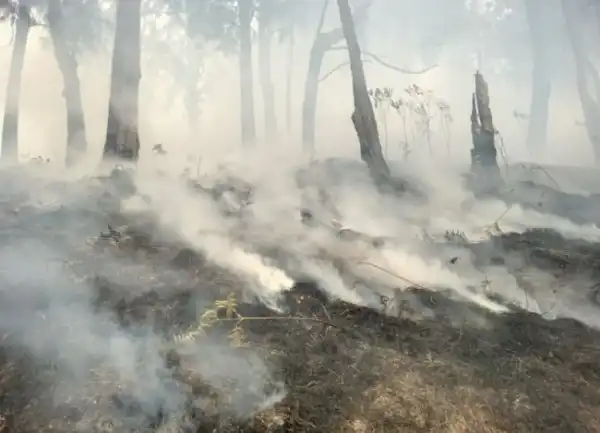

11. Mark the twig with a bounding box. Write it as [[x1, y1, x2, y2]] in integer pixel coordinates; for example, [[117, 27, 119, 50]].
[[355, 260, 428, 290], [210, 315, 340, 330], [491, 204, 513, 229], [516, 163, 563, 192], [327, 45, 438, 75], [319, 59, 372, 82], [363, 51, 437, 75]]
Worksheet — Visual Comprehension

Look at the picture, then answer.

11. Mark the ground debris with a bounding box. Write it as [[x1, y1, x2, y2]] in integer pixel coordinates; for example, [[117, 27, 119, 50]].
[[3, 174, 600, 432], [2, 257, 600, 433]]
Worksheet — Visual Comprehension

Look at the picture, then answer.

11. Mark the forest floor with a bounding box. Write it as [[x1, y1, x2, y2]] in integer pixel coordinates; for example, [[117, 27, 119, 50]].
[[1, 163, 600, 433]]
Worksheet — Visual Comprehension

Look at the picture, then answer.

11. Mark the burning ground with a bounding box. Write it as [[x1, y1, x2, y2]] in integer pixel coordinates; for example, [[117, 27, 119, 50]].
[[1, 160, 600, 433]]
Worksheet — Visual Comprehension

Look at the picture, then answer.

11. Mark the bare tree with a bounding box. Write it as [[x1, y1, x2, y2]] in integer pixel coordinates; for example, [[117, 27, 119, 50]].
[[523, 0, 551, 153], [47, 0, 88, 166], [1, 3, 32, 161], [103, 0, 142, 160], [238, 0, 256, 145], [258, 0, 277, 143], [335, 0, 389, 181], [285, 26, 295, 132], [302, 0, 371, 155], [562, 0, 600, 163], [272, 0, 311, 134], [183, 2, 203, 136]]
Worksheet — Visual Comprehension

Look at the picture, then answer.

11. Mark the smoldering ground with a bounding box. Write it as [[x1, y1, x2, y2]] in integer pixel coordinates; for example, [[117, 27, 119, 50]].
[[0, 168, 287, 432], [3, 152, 600, 431]]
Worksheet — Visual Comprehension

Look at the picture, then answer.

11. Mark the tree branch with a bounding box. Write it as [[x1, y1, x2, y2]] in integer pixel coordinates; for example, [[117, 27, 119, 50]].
[[314, 0, 373, 49], [319, 52, 436, 82], [363, 51, 437, 75], [319, 59, 371, 82], [313, 0, 329, 40]]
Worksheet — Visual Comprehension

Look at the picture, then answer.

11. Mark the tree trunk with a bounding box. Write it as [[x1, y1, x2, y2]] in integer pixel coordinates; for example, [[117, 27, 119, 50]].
[[562, 0, 600, 163], [523, 0, 551, 153], [259, 1, 277, 143], [183, 41, 201, 135], [470, 71, 502, 188], [335, 0, 389, 182], [238, 0, 256, 145], [1, 6, 31, 162], [301, 38, 333, 155], [285, 28, 295, 132], [184, 63, 201, 135], [302, 0, 371, 156], [103, 0, 142, 161], [47, 0, 88, 166], [183, 6, 202, 138], [301, 0, 341, 155]]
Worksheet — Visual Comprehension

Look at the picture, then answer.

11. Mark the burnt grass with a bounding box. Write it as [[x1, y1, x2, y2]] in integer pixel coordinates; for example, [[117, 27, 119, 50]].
[[2, 167, 600, 433], [0, 228, 599, 433]]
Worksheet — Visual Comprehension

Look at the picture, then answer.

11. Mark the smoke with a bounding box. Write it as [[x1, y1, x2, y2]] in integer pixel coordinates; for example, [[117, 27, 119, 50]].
[[2, 0, 600, 429], [0, 169, 286, 430]]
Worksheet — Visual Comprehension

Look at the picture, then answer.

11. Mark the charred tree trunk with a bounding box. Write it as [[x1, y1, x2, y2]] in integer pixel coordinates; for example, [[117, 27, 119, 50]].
[[103, 0, 142, 161], [285, 28, 295, 132], [1, 6, 31, 161], [523, 0, 551, 153], [47, 0, 88, 166], [470, 71, 502, 187], [259, 0, 277, 143], [335, 0, 390, 182], [562, 0, 600, 163], [239, 0, 256, 145]]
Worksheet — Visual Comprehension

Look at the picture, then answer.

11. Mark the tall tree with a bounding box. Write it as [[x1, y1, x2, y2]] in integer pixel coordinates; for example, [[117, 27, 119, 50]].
[[145, 0, 205, 136], [284, 27, 294, 132], [46, 0, 91, 166], [301, 0, 371, 156], [103, 0, 142, 161], [335, 0, 389, 181], [267, 0, 314, 134], [562, 0, 600, 163], [258, 0, 277, 143], [185, 0, 256, 144], [238, 0, 256, 145], [301, 0, 341, 155], [1, 3, 32, 162], [183, 1, 204, 134], [523, 0, 551, 153]]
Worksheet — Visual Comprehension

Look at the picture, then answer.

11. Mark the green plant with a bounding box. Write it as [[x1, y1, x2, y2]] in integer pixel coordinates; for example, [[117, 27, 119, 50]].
[[173, 293, 338, 348], [174, 293, 249, 347]]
